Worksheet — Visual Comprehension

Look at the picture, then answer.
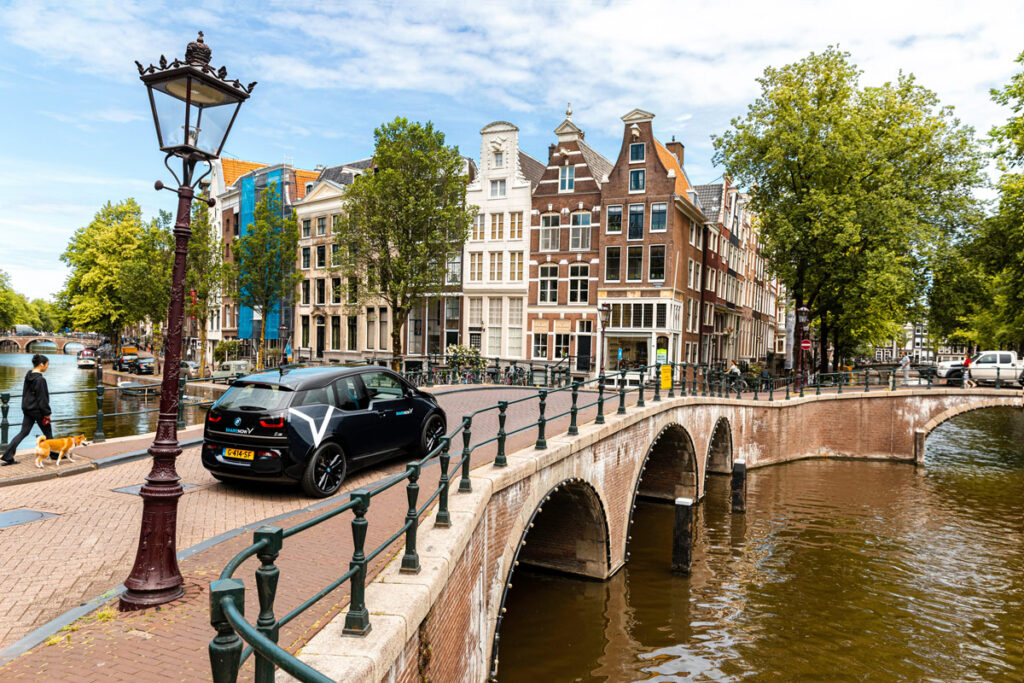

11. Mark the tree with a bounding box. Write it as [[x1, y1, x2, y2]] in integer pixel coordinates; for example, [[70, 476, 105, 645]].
[[0, 270, 17, 331], [186, 197, 224, 377], [226, 182, 300, 369], [713, 47, 983, 370], [333, 117, 475, 366]]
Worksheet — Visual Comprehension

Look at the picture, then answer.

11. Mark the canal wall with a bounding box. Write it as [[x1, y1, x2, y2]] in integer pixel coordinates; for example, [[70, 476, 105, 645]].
[[99, 369, 229, 401], [285, 388, 1022, 682]]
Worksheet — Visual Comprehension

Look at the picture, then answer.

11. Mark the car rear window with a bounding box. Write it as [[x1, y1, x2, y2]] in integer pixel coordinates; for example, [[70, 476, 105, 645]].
[[216, 383, 293, 411]]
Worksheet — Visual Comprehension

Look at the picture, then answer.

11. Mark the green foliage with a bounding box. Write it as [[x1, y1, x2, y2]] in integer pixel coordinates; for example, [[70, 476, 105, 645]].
[[214, 340, 243, 363], [0, 270, 18, 330], [225, 182, 301, 368], [187, 197, 223, 376], [713, 47, 984, 368], [445, 344, 485, 370], [334, 118, 476, 361]]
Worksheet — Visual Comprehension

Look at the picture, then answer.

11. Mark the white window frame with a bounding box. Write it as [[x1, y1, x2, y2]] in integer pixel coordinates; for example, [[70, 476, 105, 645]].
[[532, 332, 549, 359], [489, 252, 503, 282], [538, 264, 558, 304], [629, 142, 645, 163], [510, 252, 524, 282], [649, 245, 666, 282], [627, 204, 644, 241], [606, 205, 622, 234], [540, 214, 560, 252], [569, 212, 591, 251], [559, 165, 575, 192], [568, 264, 589, 304], [626, 245, 644, 283], [650, 203, 667, 233], [494, 151, 504, 168], [629, 168, 645, 193], [490, 179, 506, 198], [605, 246, 621, 282]]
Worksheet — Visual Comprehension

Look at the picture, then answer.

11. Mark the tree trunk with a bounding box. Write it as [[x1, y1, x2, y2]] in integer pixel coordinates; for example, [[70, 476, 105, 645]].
[[257, 317, 265, 370], [390, 303, 409, 373], [831, 325, 841, 373], [818, 314, 829, 375], [198, 305, 209, 378]]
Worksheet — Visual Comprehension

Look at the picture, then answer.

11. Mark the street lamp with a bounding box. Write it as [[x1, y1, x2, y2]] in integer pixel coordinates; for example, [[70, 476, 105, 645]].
[[597, 303, 612, 378], [796, 305, 810, 387], [120, 33, 254, 611]]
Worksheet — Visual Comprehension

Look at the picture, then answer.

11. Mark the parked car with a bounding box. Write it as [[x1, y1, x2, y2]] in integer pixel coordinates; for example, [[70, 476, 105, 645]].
[[181, 360, 200, 380], [132, 357, 156, 375], [935, 351, 1024, 386], [115, 354, 139, 372], [211, 360, 253, 383], [201, 366, 446, 497]]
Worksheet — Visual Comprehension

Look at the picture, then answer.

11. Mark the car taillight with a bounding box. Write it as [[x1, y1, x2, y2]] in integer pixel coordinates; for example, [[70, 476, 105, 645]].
[[256, 450, 281, 458], [259, 416, 284, 428], [208, 414, 222, 423]]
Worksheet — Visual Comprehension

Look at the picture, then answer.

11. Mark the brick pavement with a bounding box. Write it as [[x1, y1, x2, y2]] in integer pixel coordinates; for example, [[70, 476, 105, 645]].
[[0, 386, 622, 681]]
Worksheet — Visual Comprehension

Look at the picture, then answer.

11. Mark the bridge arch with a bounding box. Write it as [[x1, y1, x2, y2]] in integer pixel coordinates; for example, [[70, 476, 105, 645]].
[[706, 416, 733, 475], [915, 399, 1022, 463], [0, 339, 20, 353], [489, 478, 611, 679]]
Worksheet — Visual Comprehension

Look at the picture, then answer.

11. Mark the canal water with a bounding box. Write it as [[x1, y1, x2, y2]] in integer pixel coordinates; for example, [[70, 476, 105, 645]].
[[1, 349, 207, 444], [497, 408, 1024, 682]]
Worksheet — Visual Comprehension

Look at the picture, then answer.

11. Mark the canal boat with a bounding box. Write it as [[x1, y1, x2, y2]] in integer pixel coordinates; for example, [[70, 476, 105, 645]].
[[76, 348, 97, 369], [117, 380, 160, 397]]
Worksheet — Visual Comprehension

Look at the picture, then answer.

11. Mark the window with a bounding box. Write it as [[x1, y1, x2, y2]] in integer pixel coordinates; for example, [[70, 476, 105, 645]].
[[554, 334, 570, 359], [656, 303, 667, 327], [347, 279, 358, 303], [687, 259, 695, 289], [630, 142, 645, 162], [627, 246, 643, 281], [559, 165, 575, 191], [539, 264, 558, 303], [472, 214, 485, 240], [301, 315, 310, 347], [469, 252, 483, 281], [362, 371, 404, 401], [695, 263, 701, 292], [533, 331, 548, 358], [508, 299, 523, 357], [301, 279, 310, 306], [315, 278, 326, 305], [494, 151, 504, 167], [330, 316, 341, 350], [510, 212, 523, 240], [690, 220, 702, 249], [651, 203, 667, 232], [347, 316, 357, 350], [569, 264, 589, 304], [490, 213, 504, 240], [301, 247, 310, 269], [605, 246, 621, 281], [606, 205, 622, 234], [331, 243, 339, 266], [510, 252, 524, 281], [331, 277, 341, 304], [649, 245, 666, 281], [379, 307, 387, 350], [444, 298, 460, 348], [302, 219, 311, 238], [487, 298, 503, 355], [570, 212, 591, 250], [707, 269, 716, 291], [365, 307, 376, 350], [446, 253, 462, 285], [540, 214, 559, 251], [489, 252, 503, 281], [316, 245, 326, 269], [490, 179, 506, 198], [469, 297, 483, 326], [317, 216, 326, 236], [629, 169, 645, 192], [628, 204, 644, 240]]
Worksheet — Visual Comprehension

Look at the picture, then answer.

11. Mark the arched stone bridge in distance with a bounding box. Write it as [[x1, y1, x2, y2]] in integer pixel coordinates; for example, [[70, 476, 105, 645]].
[[284, 387, 1022, 682], [0, 335, 89, 354]]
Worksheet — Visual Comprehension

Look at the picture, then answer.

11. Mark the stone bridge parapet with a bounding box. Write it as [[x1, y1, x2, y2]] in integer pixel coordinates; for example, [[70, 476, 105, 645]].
[[0, 335, 91, 354], [283, 388, 1021, 682]]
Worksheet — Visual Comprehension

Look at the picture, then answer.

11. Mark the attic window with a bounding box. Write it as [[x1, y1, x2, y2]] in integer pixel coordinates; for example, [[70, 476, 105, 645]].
[[629, 143, 645, 163], [494, 152, 504, 168], [305, 182, 314, 194]]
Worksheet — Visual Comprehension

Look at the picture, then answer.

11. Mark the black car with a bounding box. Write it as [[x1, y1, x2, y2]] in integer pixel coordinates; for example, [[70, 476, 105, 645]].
[[202, 366, 447, 497], [115, 353, 139, 372], [132, 357, 156, 375]]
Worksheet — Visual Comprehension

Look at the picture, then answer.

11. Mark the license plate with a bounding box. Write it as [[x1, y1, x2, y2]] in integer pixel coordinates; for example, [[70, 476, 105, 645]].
[[224, 448, 254, 461]]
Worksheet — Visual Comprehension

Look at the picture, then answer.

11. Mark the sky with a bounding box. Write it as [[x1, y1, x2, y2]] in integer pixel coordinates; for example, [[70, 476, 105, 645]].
[[1, 0, 1022, 302]]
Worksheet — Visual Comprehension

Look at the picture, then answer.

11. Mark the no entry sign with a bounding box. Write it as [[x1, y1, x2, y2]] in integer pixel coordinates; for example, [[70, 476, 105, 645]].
[[800, 339, 812, 351]]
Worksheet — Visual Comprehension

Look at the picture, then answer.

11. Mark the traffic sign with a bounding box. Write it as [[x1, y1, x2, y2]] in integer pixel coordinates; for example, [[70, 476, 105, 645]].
[[800, 339, 812, 351]]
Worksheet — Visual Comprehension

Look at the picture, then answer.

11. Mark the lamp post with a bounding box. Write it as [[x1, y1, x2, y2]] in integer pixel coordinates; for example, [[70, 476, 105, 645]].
[[796, 305, 810, 389], [120, 33, 254, 611], [597, 303, 612, 378]]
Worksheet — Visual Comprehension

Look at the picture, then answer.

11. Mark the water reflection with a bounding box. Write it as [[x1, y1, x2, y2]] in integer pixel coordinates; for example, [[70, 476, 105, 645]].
[[1, 353, 207, 442], [497, 409, 1024, 682]]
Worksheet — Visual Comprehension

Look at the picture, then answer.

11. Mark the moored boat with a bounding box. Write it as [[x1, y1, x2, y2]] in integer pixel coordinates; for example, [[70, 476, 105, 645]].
[[77, 348, 97, 369]]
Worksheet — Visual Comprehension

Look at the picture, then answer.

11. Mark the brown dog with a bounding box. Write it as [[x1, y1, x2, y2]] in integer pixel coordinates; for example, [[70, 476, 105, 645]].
[[35, 435, 90, 469]]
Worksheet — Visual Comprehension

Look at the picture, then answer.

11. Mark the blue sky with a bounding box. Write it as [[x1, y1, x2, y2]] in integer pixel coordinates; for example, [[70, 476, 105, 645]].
[[1, 0, 1021, 302]]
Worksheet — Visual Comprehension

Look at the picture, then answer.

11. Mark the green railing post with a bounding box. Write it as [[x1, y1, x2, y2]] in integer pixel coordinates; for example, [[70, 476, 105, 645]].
[[342, 489, 372, 636], [618, 372, 627, 415], [459, 416, 473, 493], [401, 462, 421, 573], [435, 437, 452, 527], [667, 363, 676, 398], [864, 369, 870, 393], [495, 402, 508, 466], [997, 366, 1001, 389], [209, 578, 246, 683], [654, 363, 662, 401], [493, 356, 500, 384], [752, 373, 759, 401], [528, 362, 535, 386], [596, 376, 606, 425], [427, 368, 434, 387], [535, 390, 548, 449], [838, 372, 844, 394], [0, 392, 9, 453], [927, 369, 932, 390], [701, 367, 708, 397], [769, 378, 774, 401], [785, 377, 790, 400], [568, 382, 580, 436], [815, 372, 821, 396], [637, 370, 646, 407], [253, 526, 283, 683], [176, 375, 187, 429], [94, 385, 106, 443]]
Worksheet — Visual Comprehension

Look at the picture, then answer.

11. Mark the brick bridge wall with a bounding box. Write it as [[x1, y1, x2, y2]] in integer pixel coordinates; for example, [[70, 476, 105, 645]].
[[0, 336, 83, 353], [287, 388, 1022, 682]]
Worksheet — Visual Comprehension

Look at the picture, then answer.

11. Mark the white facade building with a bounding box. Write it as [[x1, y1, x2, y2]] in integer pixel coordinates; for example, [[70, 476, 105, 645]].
[[462, 122, 545, 359]]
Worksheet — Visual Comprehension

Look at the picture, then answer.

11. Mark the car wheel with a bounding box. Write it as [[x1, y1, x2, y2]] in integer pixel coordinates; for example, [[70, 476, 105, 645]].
[[301, 442, 347, 498], [419, 413, 446, 456]]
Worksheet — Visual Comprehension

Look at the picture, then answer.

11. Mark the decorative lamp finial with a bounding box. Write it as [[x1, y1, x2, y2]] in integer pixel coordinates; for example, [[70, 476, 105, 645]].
[[566, 102, 572, 120], [186, 31, 212, 66]]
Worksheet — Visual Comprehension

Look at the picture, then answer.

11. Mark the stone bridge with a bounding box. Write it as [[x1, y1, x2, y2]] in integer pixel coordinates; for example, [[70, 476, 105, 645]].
[[0, 335, 89, 354], [285, 387, 1021, 682]]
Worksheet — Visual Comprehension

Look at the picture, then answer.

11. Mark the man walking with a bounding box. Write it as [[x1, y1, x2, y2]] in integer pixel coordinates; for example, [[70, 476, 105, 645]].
[[899, 353, 911, 386], [1, 354, 53, 466]]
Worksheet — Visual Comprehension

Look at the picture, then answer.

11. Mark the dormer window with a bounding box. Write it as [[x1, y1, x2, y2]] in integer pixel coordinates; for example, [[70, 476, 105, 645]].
[[494, 151, 504, 168], [559, 165, 575, 191], [629, 143, 645, 163], [306, 182, 314, 194]]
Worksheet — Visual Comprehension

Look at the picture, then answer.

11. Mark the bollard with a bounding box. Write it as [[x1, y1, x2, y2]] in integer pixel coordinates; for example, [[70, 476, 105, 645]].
[[864, 368, 870, 393], [671, 497, 695, 575], [400, 463, 421, 573], [177, 376, 187, 430], [838, 372, 843, 394], [618, 372, 627, 415], [435, 437, 452, 527], [209, 578, 246, 683], [800, 373, 805, 398], [997, 366, 1001, 390], [568, 383, 580, 436], [0, 392, 9, 452], [495, 402, 508, 466], [927, 369, 932, 390], [596, 376, 606, 425], [535, 391, 548, 449], [731, 460, 747, 514], [342, 489, 372, 635], [637, 370, 646, 407], [94, 385, 106, 443], [459, 417, 473, 492], [769, 378, 774, 402], [815, 373, 821, 396], [785, 378, 790, 400], [253, 526, 283, 683]]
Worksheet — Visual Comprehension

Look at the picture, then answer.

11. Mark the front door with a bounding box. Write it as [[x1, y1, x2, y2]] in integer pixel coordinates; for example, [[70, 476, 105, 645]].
[[576, 335, 592, 372], [315, 318, 325, 359]]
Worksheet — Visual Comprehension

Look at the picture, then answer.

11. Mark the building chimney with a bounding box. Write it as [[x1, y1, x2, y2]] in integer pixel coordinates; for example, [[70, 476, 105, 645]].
[[666, 140, 685, 164]]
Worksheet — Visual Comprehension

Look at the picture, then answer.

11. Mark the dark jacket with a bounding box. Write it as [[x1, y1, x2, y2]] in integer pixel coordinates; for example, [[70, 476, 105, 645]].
[[21, 371, 51, 417]]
